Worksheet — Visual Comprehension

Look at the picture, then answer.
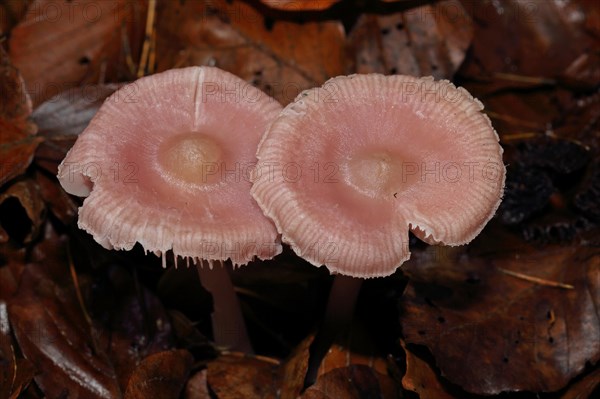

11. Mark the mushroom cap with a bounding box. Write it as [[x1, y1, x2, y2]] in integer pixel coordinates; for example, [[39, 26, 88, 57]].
[[58, 67, 283, 265], [251, 74, 505, 278]]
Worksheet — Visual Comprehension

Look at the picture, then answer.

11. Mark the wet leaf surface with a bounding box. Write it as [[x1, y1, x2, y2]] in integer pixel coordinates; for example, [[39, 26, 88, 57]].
[[0, 47, 40, 187], [2, 0, 600, 397], [300, 365, 398, 399], [156, 0, 346, 105], [124, 349, 194, 399], [0, 179, 45, 244], [399, 226, 600, 395], [348, 0, 473, 78], [401, 340, 456, 399], [560, 367, 600, 399], [207, 352, 279, 398], [9, 0, 146, 106], [184, 369, 211, 399], [8, 236, 122, 399]]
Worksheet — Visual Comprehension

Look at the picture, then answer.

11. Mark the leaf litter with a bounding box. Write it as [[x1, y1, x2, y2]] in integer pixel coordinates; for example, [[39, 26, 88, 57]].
[[1, 0, 599, 397]]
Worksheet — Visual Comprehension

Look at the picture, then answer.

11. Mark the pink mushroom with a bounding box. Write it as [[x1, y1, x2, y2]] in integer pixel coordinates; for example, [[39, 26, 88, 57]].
[[251, 73, 505, 384], [57, 66, 283, 352]]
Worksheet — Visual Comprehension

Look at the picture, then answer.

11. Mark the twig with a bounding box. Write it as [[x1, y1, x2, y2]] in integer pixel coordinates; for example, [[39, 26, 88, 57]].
[[137, 0, 157, 78], [497, 267, 574, 289], [492, 72, 556, 85]]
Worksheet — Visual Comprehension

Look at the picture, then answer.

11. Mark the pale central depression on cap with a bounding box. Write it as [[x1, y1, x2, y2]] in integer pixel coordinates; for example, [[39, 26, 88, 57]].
[[158, 132, 224, 187]]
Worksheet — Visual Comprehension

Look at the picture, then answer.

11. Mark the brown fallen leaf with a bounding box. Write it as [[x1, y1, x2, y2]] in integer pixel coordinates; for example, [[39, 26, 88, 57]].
[[278, 324, 392, 398], [348, 0, 472, 78], [9, 261, 122, 398], [0, 47, 40, 187], [9, 0, 146, 106], [399, 226, 600, 394], [31, 83, 122, 175], [300, 365, 398, 399], [34, 169, 77, 225], [459, 0, 595, 80], [0, 243, 26, 300], [0, 312, 36, 399], [184, 370, 210, 399], [400, 340, 456, 399], [0, 0, 32, 35], [74, 249, 176, 391], [560, 366, 600, 399], [156, 0, 347, 105], [32, 84, 122, 139], [124, 349, 194, 399], [318, 334, 389, 379], [0, 300, 17, 399], [207, 352, 280, 398], [278, 333, 311, 399], [0, 179, 45, 244]]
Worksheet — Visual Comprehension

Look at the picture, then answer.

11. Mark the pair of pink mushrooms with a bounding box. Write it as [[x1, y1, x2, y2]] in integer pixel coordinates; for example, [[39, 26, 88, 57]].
[[58, 67, 505, 383]]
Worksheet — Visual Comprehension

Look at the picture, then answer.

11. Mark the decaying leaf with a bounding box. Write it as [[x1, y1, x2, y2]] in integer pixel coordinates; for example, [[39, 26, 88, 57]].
[[184, 370, 210, 399], [400, 340, 455, 399], [560, 366, 600, 399], [156, 0, 346, 104], [399, 227, 600, 394], [32, 83, 122, 139], [9, 0, 146, 106], [34, 169, 77, 225], [348, 0, 472, 78], [8, 256, 122, 398], [301, 365, 398, 399], [0, 179, 45, 243], [0, 47, 39, 187], [207, 352, 280, 398], [124, 349, 194, 399], [32, 83, 122, 175]]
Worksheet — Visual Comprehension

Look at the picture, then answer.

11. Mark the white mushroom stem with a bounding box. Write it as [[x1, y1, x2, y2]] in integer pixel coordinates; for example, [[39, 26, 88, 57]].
[[304, 275, 363, 387], [197, 260, 253, 354]]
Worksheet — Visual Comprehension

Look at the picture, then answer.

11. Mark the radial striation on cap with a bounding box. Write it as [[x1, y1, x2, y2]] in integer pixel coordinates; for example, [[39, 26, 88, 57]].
[[251, 74, 505, 278], [58, 67, 283, 265]]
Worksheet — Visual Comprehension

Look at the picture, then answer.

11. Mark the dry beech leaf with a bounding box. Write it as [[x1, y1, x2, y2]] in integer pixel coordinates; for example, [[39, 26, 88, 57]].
[[0, 121, 42, 187], [9, 0, 146, 106], [156, 0, 346, 104], [278, 327, 391, 398], [184, 370, 210, 399], [300, 365, 398, 399], [318, 336, 389, 379], [0, 0, 32, 34], [32, 83, 122, 175], [82, 263, 176, 392], [457, 0, 600, 144], [0, 301, 17, 399], [0, 244, 26, 299], [399, 227, 600, 394], [207, 352, 280, 398], [560, 367, 600, 399], [278, 333, 311, 399], [0, 179, 45, 243], [34, 170, 77, 225], [32, 84, 122, 139], [348, 0, 472, 78], [0, 48, 39, 187], [459, 0, 595, 79], [0, 319, 35, 399], [400, 340, 455, 399], [8, 261, 122, 398], [124, 349, 194, 399]]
